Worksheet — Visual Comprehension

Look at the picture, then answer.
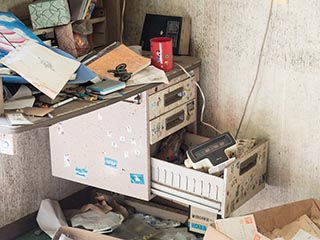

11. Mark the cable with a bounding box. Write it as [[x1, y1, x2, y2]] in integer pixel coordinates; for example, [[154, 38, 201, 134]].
[[175, 62, 223, 135], [120, 0, 126, 43], [235, 0, 274, 139]]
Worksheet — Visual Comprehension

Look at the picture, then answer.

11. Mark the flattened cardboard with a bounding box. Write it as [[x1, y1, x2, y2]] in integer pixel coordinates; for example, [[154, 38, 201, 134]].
[[87, 43, 150, 80], [253, 199, 320, 234]]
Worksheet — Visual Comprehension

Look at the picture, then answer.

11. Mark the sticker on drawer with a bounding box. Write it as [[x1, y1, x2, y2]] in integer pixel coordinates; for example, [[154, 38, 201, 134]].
[[64, 154, 71, 167], [75, 167, 88, 179], [104, 157, 118, 169], [130, 173, 145, 185]]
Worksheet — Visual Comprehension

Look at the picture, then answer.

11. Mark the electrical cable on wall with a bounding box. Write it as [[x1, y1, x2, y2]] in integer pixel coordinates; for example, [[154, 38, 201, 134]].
[[175, 62, 223, 135], [120, 0, 126, 43], [235, 0, 274, 139]]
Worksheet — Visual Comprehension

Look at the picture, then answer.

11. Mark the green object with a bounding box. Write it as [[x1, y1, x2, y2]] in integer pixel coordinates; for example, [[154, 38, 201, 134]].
[[28, 0, 71, 29], [17, 229, 50, 240]]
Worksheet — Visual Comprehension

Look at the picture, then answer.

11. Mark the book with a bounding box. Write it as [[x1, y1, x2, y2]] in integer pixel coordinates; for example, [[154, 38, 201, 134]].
[[69, 0, 86, 21], [87, 42, 151, 80], [86, 79, 126, 95]]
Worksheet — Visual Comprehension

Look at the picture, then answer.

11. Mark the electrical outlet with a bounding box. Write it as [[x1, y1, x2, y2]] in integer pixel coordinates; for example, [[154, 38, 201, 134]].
[[0, 134, 15, 155]]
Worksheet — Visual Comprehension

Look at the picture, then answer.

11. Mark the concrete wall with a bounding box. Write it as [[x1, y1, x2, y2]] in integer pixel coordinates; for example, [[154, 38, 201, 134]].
[[124, 0, 320, 210], [0, 2, 84, 228], [0, 129, 84, 227]]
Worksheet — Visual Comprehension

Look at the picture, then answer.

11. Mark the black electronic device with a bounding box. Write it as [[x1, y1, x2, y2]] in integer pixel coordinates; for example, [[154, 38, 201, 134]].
[[140, 14, 191, 55], [185, 132, 236, 173]]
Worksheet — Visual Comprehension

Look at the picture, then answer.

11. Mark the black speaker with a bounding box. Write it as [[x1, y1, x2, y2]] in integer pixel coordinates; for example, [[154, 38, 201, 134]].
[[140, 14, 191, 55]]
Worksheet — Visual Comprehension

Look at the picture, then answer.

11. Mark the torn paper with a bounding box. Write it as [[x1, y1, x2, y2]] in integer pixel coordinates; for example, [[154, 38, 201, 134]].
[[126, 65, 169, 86]]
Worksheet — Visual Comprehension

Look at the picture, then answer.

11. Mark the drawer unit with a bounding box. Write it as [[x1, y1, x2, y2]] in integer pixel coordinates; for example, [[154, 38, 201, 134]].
[[148, 77, 196, 120], [149, 100, 196, 144], [151, 133, 269, 218]]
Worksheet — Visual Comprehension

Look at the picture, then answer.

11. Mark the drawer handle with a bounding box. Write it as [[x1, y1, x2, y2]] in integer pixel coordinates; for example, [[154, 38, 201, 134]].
[[165, 110, 185, 130], [164, 87, 184, 106], [240, 153, 257, 175]]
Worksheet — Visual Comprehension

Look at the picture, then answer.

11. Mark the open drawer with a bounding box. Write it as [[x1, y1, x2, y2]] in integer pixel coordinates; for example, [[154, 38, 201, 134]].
[[150, 133, 269, 218]]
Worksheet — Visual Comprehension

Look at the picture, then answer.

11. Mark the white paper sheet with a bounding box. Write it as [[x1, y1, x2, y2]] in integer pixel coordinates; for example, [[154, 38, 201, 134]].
[[36, 199, 68, 238], [1, 42, 80, 99], [126, 65, 169, 86], [292, 229, 320, 240], [6, 113, 33, 125], [215, 215, 257, 240]]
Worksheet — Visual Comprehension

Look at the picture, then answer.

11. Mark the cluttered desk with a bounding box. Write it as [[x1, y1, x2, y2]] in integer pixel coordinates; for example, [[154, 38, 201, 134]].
[[0, 11, 200, 134], [0, 3, 268, 223]]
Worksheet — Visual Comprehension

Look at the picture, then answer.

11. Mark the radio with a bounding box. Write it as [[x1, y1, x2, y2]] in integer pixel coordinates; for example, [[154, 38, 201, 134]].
[[185, 132, 236, 174]]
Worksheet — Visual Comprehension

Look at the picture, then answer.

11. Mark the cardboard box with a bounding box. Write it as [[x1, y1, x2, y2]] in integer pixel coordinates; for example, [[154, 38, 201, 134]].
[[204, 199, 320, 240], [29, 0, 71, 29], [188, 206, 217, 234], [53, 226, 121, 240]]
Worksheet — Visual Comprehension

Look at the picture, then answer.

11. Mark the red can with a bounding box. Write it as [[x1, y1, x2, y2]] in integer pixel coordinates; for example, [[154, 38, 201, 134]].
[[150, 37, 173, 72]]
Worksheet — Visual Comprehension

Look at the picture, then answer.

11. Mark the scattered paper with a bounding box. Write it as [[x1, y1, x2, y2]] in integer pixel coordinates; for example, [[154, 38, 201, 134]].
[[4, 97, 35, 110], [126, 65, 169, 86], [71, 210, 124, 234], [1, 41, 80, 99], [36, 199, 68, 238], [252, 231, 271, 240], [4, 85, 35, 110], [215, 215, 257, 240], [292, 229, 320, 240], [268, 215, 320, 240], [9, 85, 32, 100], [6, 113, 33, 125]]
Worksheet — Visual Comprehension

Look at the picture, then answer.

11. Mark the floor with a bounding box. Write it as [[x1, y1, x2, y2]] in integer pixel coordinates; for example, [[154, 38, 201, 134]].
[[17, 229, 50, 240]]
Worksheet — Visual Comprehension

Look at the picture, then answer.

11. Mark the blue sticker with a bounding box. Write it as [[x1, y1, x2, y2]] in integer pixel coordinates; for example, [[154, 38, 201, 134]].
[[75, 167, 88, 179], [190, 223, 207, 232], [104, 157, 118, 169], [130, 173, 145, 185]]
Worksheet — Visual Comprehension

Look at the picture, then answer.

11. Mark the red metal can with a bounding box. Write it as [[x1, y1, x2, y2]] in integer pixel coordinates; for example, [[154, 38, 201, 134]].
[[150, 37, 173, 72]]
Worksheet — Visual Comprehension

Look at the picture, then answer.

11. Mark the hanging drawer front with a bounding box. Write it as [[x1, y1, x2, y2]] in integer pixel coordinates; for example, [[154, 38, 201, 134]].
[[148, 77, 196, 120], [149, 100, 196, 144], [49, 93, 151, 201], [151, 157, 224, 213], [151, 138, 269, 217]]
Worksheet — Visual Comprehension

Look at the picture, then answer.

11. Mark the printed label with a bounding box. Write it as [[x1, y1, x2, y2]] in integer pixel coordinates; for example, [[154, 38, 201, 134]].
[[130, 173, 145, 185], [104, 157, 118, 169], [75, 167, 88, 179]]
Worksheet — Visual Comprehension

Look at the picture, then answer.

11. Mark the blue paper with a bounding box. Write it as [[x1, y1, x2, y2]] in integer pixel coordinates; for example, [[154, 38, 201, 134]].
[[0, 12, 97, 85]]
